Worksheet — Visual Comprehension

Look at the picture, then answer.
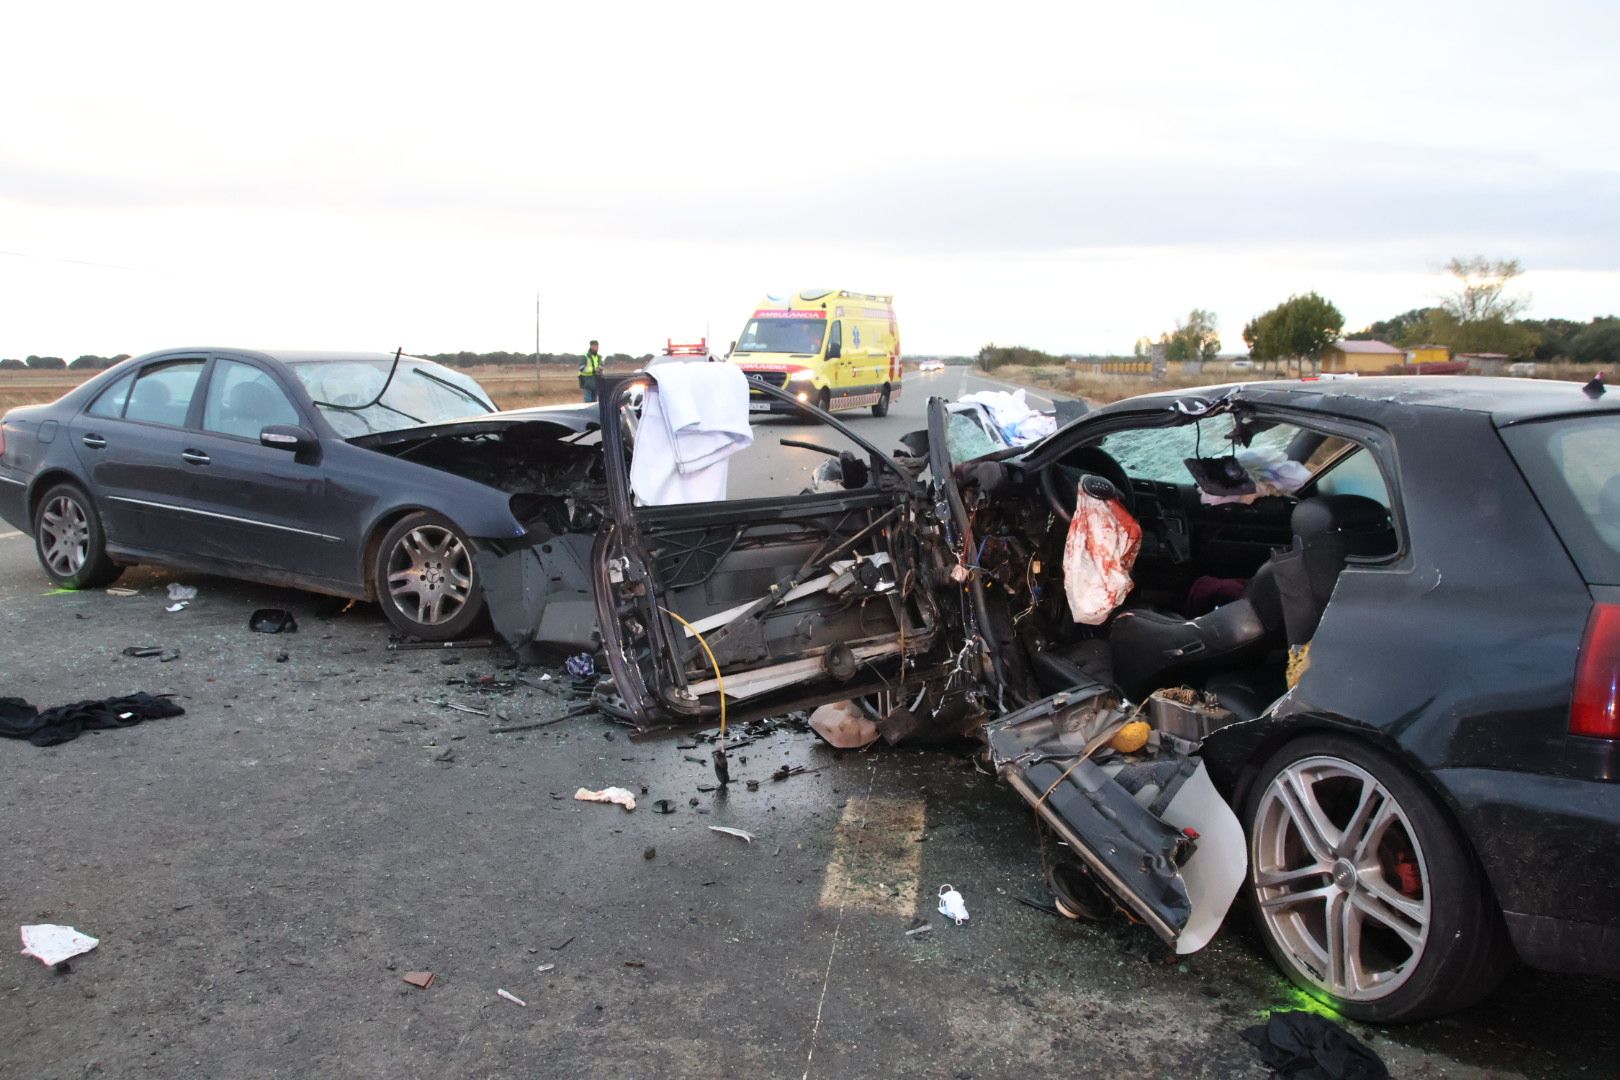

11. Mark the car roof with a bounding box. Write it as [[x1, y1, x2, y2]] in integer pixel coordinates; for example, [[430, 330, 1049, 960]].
[[134, 348, 434, 366], [1103, 375, 1620, 427]]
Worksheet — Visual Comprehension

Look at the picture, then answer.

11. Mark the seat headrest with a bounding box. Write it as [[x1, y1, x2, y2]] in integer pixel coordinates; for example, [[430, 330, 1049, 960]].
[[227, 380, 277, 416], [1292, 494, 1395, 557]]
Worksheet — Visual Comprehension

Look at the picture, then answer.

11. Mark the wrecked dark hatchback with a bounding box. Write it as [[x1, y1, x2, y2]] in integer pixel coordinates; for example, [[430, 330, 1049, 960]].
[[589, 373, 1620, 1023]]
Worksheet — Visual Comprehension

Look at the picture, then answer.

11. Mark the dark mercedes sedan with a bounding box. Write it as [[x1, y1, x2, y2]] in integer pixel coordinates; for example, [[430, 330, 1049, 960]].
[[0, 347, 602, 641]]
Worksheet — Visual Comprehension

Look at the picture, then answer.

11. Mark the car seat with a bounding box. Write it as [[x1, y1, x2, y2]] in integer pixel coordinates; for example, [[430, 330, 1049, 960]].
[[128, 378, 172, 423], [1106, 493, 1394, 700], [221, 379, 282, 438]]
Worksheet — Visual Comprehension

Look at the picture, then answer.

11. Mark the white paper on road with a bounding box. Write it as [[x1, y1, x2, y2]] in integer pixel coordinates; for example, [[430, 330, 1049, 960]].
[[19, 924, 99, 966]]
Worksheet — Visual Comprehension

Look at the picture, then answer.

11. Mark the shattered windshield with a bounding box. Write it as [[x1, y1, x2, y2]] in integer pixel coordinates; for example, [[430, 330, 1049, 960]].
[[289, 358, 496, 437], [734, 317, 827, 355], [1101, 415, 1298, 485]]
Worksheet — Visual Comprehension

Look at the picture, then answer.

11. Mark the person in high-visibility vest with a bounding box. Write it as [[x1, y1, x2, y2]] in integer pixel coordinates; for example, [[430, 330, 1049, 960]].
[[579, 339, 602, 403]]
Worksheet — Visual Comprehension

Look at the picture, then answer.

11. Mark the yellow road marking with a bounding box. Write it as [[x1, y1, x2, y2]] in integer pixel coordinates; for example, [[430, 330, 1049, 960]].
[[817, 795, 926, 918]]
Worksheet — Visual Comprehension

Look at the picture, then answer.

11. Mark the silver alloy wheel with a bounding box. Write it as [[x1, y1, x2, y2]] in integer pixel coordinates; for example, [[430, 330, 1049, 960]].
[[40, 495, 90, 577], [385, 524, 473, 627], [1251, 754, 1432, 1003]]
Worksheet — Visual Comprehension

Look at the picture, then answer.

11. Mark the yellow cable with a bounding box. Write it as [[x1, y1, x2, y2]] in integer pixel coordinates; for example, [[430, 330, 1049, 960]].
[[659, 606, 726, 738]]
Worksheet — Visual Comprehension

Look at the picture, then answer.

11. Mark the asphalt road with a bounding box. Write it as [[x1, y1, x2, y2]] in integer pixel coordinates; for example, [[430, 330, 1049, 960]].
[[1, 371, 1616, 1079]]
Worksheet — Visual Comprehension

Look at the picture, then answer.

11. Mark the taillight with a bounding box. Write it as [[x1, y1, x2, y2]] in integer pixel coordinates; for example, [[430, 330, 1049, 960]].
[[1571, 603, 1620, 738], [0, 422, 7, 458]]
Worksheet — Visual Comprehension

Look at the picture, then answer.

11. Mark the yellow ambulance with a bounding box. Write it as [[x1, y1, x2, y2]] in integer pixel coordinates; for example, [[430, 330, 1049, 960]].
[[728, 289, 901, 417]]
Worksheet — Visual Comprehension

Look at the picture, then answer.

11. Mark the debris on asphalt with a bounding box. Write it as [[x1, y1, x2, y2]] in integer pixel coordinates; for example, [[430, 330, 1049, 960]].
[[904, 919, 933, 937], [105, 586, 139, 597], [249, 608, 298, 634], [438, 701, 489, 716], [158, 651, 180, 662], [1240, 1011, 1389, 1080], [497, 988, 527, 1007], [0, 693, 184, 747], [651, 799, 676, 814], [535, 963, 555, 974], [808, 701, 879, 749], [165, 601, 189, 613], [643, 846, 656, 860], [938, 884, 970, 925], [565, 652, 595, 681], [624, 960, 645, 968], [549, 936, 575, 951], [386, 637, 497, 652], [401, 971, 436, 989], [708, 826, 754, 844], [575, 786, 637, 811], [771, 764, 808, 782], [19, 924, 99, 967], [121, 646, 165, 657], [165, 583, 197, 603], [745, 779, 760, 791]]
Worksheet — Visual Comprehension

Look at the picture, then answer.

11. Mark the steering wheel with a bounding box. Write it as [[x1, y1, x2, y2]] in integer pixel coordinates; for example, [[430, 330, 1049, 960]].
[[1040, 447, 1134, 521]]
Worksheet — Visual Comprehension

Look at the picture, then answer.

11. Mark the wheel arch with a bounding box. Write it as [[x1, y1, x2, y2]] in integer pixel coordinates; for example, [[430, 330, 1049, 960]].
[[1207, 714, 1502, 908], [27, 469, 92, 523], [359, 506, 435, 601]]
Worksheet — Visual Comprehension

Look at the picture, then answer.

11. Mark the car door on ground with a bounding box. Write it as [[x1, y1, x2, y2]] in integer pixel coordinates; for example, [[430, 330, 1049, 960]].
[[68, 356, 208, 554]]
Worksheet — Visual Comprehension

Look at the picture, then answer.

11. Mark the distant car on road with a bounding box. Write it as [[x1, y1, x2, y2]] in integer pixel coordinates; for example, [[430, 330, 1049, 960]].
[[0, 348, 600, 641], [1228, 358, 1254, 371], [918, 359, 946, 372]]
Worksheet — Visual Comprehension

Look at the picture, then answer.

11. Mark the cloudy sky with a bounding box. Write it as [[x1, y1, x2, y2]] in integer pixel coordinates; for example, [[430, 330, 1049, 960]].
[[4, 1, 1617, 359]]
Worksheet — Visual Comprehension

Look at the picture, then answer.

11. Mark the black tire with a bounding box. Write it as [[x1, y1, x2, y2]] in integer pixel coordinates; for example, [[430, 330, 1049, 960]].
[[1242, 733, 1511, 1022], [872, 384, 891, 418], [817, 388, 832, 414], [373, 511, 486, 641], [32, 482, 122, 589]]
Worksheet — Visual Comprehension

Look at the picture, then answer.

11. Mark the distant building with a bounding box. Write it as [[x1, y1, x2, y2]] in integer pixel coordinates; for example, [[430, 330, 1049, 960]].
[[1322, 339, 1404, 374], [1459, 352, 1512, 374], [1405, 345, 1450, 366]]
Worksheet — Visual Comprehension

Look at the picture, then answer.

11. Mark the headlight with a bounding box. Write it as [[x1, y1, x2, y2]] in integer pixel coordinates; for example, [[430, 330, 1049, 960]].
[[796, 392, 809, 402], [787, 369, 816, 382]]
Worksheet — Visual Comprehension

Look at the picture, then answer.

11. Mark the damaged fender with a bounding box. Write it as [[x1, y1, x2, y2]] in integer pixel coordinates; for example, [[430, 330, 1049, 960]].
[[982, 687, 1246, 954]]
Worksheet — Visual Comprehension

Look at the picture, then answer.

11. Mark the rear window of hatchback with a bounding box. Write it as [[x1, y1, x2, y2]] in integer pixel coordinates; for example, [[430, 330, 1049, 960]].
[[1501, 414, 1620, 585]]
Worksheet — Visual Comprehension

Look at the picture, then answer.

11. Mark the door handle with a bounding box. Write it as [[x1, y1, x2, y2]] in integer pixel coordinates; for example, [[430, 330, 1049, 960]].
[[81, 434, 107, 449], [181, 449, 211, 466]]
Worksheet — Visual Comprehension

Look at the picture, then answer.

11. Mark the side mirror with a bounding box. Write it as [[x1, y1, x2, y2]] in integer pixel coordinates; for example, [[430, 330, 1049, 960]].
[[260, 424, 316, 452]]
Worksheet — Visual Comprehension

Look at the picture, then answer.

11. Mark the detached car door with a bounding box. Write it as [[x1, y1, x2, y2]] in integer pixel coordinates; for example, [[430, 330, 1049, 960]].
[[593, 374, 942, 729]]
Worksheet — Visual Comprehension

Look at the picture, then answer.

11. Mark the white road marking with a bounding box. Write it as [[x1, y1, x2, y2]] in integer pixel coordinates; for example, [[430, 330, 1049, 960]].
[[817, 794, 927, 916], [803, 764, 897, 1080], [0, 530, 22, 541]]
